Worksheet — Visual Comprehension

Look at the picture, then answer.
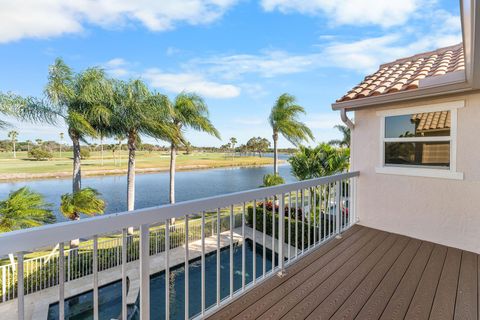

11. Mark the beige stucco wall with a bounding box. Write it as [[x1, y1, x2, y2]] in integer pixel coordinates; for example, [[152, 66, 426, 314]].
[[352, 93, 480, 253]]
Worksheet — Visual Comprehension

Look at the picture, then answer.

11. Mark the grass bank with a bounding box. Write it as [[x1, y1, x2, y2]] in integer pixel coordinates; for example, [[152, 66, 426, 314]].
[[0, 151, 281, 181]]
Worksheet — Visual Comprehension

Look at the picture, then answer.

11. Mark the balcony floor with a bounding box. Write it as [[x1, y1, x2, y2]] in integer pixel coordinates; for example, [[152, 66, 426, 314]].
[[207, 225, 479, 320]]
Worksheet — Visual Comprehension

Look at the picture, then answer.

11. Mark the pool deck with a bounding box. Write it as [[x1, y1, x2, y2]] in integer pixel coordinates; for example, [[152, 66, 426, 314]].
[[0, 225, 294, 320], [207, 225, 480, 320]]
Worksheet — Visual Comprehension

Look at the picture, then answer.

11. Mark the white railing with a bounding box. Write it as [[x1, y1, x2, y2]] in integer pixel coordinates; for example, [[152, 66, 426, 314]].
[[0, 171, 359, 320]]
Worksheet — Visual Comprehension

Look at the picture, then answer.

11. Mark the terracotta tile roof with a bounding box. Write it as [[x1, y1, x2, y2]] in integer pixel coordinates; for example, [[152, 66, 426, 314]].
[[337, 43, 465, 102], [412, 111, 451, 132]]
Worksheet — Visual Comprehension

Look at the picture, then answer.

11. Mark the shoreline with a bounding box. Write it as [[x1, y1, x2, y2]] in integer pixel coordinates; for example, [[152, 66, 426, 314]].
[[0, 160, 287, 182]]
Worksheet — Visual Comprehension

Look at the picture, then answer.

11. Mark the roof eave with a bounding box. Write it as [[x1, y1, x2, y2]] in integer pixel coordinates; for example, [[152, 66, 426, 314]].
[[332, 80, 472, 111]]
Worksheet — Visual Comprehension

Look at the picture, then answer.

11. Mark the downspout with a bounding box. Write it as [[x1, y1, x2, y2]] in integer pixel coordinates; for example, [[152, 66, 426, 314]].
[[340, 108, 354, 129]]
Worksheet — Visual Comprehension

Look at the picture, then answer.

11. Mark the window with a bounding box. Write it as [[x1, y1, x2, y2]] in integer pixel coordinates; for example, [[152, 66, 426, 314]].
[[376, 101, 464, 180]]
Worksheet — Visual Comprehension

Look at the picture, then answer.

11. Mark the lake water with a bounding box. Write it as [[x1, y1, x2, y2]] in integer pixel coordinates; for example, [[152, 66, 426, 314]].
[[0, 157, 294, 222]]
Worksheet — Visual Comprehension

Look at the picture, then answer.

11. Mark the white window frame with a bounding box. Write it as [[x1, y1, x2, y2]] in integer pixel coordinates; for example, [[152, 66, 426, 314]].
[[375, 100, 464, 180]]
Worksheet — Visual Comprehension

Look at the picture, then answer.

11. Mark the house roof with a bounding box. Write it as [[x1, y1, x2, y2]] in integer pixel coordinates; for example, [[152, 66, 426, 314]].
[[412, 111, 451, 132], [337, 43, 465, 102]]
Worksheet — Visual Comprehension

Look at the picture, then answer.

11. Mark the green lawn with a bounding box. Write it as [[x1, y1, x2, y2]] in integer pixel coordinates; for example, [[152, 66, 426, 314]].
[[0, 151, 276, 178]]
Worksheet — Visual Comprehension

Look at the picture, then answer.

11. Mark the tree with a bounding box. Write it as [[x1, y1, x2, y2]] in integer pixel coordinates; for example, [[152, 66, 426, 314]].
[[7, 130, 18, 158], [35, 139, 43, 148], [269, 93, 313, 174], [0, 187, 54, 233], [229, 137, 237, 158], [261, 174, 285, 187], [26, 140, 32, 152], [288, 143, 349, 181], [109, 80, 176, 211], [59, 132, 64, 157], [29, 148, 53, 161], [329, 125, 351, 148], [0, 92, 56, 129], [45, 58, 113, 193], [247, 137, 271, 157], [165, 93, 220, 204], [60, 187, 105, 247]]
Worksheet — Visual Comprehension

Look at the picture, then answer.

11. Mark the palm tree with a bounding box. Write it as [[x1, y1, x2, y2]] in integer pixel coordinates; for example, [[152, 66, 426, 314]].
[[35, 139, 43, 149], [269, 93, 313, 174], [288, 144, 349, 180], [7, 130, 18, 158], [329, 125, 351, 148], [60, 187, 105, 247], [166, 93, 220, 204], [26, 140, 31, 152], [0, 92, 56, 129], [0, 187, 54, 233], [45, 58, 113, 192], [59, 132, 64, 158], [229, 137, 237, 158], [109, 79, 176, 211], [261, 174, 285, 187]]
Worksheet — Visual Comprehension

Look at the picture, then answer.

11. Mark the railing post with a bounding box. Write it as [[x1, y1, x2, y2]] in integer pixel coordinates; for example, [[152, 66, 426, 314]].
[[278, 194, 286, 277], [17, 252, 24, 320], [335, 181, 341, 238], [139, 224, 150, 320], [121, 229, 127, 320], [58, 243, 65, 320], [93, 236, 99, 320], [2, 265, 5, 303]]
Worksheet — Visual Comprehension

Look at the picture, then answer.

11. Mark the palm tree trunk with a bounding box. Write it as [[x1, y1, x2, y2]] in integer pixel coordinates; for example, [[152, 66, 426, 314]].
[[100, 136, 104, 166], [69, 129, 81, 193], [13, 142, 16, 159], [273, 131, 278, 175], [127, 133, 136, 211]]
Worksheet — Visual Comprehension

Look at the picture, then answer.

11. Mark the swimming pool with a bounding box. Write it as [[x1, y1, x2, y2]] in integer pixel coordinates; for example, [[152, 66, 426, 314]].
[[48, 239, 277, 319]]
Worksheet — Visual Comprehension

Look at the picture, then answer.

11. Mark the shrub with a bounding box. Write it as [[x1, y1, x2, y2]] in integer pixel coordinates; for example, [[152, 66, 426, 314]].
[[80, 148, 90, 159], [28, 148, 53, 161], [246, 203, 334, 250], [261, 174, 285, 187]]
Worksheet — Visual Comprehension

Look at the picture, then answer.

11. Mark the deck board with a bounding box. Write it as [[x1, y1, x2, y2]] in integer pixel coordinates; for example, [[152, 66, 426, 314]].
[[230, 227, 377, 320], [330, 238, 421, 320], [404, 244, 447, 320], [454, 251, 478, 320], [206, 226, 480, 320], [306, 236, 409, 320], [429, 247, 462, 320], [280, 233, 393, 320]]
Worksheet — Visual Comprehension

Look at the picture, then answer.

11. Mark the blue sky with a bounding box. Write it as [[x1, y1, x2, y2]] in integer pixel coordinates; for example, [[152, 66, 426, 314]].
[[0, 0, 461, 148]]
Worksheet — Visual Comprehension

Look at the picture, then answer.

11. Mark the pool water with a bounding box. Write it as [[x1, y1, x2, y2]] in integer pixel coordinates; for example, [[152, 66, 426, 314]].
[[48, 239, 277, 319]]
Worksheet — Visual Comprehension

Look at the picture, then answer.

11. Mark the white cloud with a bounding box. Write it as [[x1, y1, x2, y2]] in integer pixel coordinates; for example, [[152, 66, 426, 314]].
[[0, 0, 238, 43], [104, 58, 130, 77], [191, 50, 320, 79], [261, 0, 420, 28], [143, 69, 241, 99]]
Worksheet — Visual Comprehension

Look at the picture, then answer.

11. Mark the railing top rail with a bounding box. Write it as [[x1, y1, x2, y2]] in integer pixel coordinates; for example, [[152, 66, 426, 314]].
[[0, 171, 359, 256]]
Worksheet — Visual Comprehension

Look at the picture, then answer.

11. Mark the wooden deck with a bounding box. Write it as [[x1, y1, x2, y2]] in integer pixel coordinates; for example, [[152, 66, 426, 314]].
[[207, 225, 479, 320]]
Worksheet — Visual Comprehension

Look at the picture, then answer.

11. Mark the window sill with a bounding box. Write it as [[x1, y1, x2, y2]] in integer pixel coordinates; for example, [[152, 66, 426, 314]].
[[375, 166, 464, 180]]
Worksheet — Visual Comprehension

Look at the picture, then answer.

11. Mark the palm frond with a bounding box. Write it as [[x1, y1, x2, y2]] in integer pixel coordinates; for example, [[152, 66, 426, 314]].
[[60, 187, 105, 220], [269, 93, 313, 145], [0, 187, 54, 232]]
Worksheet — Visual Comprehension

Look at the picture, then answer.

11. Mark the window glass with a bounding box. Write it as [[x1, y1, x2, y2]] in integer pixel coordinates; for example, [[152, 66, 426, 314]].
[[385, 111, 451, 138], [385, 142, 450, 167]]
